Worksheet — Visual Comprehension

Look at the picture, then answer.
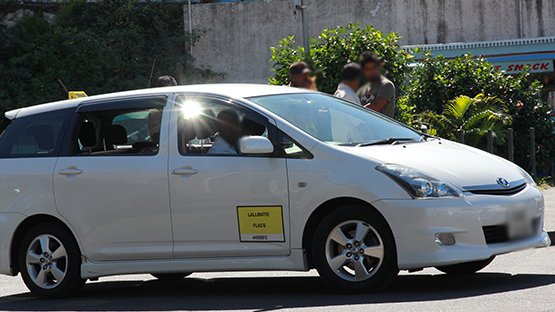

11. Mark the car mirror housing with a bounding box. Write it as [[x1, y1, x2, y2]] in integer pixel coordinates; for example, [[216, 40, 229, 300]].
[[239, 136, 274, 155]]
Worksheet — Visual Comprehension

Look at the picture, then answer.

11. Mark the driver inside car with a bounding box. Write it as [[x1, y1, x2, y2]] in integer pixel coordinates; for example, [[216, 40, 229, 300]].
[[208, 109, 242, 155]]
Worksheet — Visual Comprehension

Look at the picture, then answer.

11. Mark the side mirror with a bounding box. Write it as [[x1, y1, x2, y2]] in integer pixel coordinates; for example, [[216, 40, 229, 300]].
[[239, 136, 274, 155]]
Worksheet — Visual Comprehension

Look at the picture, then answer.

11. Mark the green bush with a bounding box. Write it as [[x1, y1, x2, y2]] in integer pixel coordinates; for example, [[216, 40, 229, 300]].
[[405, 54, 530, 113], [270, 27, 553, 174], [0, 1, 221, 111], [407, 54, 554, 174], [269, 23, 412, 95], [415, 94, 512, 147]]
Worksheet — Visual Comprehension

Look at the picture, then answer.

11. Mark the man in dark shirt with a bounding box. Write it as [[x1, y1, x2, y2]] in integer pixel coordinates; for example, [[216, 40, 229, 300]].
[[357, 52, 396, 118], [289, 61, 317, 90]]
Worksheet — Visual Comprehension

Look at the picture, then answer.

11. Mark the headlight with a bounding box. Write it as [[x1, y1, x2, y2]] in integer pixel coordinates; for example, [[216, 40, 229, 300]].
[[376, 164, 462, 198], [516, 166, 536, 186]]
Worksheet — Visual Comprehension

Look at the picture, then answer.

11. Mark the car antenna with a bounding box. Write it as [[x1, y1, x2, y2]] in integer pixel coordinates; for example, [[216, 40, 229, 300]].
[[57, 79, 69, 94], [147, 57, 157, 88]]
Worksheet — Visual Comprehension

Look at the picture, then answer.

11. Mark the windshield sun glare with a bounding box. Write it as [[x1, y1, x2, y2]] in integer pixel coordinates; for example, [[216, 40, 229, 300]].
[[249, 93, 421, 146]]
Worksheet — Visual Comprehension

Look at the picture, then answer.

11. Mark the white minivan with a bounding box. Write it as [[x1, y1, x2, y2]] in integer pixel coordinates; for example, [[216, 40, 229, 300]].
[[0, 84, 549, 298]]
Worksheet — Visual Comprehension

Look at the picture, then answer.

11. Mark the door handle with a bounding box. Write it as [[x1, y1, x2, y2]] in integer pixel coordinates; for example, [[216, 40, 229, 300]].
[[58, 168, 83, 176], [172, 167, 199, 176]]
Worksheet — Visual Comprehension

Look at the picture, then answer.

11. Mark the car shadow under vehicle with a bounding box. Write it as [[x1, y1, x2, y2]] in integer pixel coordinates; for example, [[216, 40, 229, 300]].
[[1, 272, 555, 311]]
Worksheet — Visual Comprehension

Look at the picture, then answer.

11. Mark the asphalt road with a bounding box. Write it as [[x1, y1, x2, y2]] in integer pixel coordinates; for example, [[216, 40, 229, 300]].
[[1, 188, 554, 312]]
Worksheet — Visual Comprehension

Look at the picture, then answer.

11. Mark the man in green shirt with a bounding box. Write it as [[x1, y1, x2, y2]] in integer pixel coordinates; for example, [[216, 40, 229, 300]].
[[357, 51, 396, 118]]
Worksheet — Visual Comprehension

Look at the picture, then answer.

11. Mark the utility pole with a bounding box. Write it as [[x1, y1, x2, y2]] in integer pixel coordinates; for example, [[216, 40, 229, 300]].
[[516, 0, 524, 38], [188, 0, 194, 55], [295, 0, 310, 60]]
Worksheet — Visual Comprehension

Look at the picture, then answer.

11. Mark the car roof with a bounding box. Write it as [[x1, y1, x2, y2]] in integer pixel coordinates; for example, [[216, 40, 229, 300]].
[[5, 84, 308, 119]]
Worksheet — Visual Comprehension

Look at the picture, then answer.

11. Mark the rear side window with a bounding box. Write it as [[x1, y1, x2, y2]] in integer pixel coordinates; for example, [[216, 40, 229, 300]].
[[0, 109, 73, 158], [0, 116, 12, 138], [112, 110, 158, 145], [69, 96, 167, 156]]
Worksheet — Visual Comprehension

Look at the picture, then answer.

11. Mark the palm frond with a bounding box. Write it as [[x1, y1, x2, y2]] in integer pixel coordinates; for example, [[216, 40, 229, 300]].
[[462, 109, 508, 130], [444, 95, 473, 120]]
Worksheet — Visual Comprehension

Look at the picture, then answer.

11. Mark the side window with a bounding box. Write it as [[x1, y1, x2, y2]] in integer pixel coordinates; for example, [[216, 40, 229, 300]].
[[112, 110, 161, 145], [71, 97, 166, 156], [176, 95, 270, 156], [276, 130, 313, 159], [0, 116, 12, 139], [0, 109, 72, 158]]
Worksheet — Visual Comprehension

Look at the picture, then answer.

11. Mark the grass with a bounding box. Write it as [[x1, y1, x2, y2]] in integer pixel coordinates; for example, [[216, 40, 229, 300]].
[[537, 176, 554, 190]]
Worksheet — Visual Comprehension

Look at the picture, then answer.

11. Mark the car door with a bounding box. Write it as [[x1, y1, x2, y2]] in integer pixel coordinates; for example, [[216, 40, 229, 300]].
[[168, 94, 290, 258], [53, 95, 173, 261], [0, 109, 73, 216]]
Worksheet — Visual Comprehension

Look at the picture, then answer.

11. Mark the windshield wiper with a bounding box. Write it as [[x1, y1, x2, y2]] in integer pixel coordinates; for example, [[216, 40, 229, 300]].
[[420, 133, 439, 141], [356, 137, 419, 147]]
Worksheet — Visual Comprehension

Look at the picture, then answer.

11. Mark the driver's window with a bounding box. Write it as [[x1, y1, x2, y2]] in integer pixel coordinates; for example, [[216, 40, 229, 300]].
[[176, 96, 269, 156]]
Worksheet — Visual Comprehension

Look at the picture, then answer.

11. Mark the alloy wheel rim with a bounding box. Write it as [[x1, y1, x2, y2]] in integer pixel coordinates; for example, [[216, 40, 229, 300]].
[[26, 234, 68, 289], [325, 220, 384, 282]]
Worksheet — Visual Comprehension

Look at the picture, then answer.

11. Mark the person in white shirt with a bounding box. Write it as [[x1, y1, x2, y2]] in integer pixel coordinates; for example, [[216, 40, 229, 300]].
[[334, 62, 362, 105], [208, 109, 242, 155]]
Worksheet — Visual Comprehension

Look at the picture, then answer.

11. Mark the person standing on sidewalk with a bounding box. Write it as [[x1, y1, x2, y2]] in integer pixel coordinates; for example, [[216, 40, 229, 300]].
[[289, 61, 317, 90], [155, 75, 178, 87], [357, 51, 396, 118], [334, 63, 362, 105]]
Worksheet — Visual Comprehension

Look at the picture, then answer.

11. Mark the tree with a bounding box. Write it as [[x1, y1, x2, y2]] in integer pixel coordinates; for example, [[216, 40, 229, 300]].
[[269, 23, 411, 95], [0, 1, 221, 111]]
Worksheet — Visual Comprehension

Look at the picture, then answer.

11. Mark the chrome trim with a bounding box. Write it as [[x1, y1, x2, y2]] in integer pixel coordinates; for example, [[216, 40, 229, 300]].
[[496, 177, 511, 188], [463, 178, 526, 191]]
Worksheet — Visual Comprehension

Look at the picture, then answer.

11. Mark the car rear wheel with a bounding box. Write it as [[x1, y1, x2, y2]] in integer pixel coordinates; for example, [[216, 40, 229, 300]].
[[311, 205, 398, 293], [435, 257, 495, 275], [151, 273, 192, 281], [18, 223, 85, 298]]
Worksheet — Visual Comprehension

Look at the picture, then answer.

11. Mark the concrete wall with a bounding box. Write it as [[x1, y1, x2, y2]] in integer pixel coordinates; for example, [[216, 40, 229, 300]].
[[187, 0, 302, 83], [187, 0, 555, 83]]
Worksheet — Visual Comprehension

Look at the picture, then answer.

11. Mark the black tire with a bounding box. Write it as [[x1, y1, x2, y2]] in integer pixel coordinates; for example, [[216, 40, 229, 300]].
[[151, 273, 192, 281], [18, 223, 85, 298], [311, 205, 399, 293], [435, 257, 495, 275]]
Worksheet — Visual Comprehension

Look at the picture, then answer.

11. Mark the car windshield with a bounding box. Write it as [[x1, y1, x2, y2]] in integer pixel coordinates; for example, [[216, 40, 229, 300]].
[[248, 93, 422, 146]]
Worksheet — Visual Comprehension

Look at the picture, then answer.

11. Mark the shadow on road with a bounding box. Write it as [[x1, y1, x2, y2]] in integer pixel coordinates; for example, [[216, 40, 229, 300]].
[[1, 272, 554, 311], [548, 231, 555, 246]]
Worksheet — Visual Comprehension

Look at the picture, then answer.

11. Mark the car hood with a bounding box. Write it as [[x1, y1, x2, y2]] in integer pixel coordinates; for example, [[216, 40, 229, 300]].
[[341, 139, 523, 190]]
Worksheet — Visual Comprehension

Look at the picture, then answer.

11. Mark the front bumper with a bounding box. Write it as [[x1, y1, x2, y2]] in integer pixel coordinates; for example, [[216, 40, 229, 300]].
[[373, 185, 550, 270]]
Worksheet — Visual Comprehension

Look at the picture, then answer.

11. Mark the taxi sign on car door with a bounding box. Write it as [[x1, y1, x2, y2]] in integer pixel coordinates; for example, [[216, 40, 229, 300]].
[[237, 206, 285, 242]]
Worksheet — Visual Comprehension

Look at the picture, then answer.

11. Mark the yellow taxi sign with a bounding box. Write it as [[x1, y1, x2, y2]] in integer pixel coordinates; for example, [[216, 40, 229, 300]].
[[68, 91, 88, 99], [237, 206, 284, 242]]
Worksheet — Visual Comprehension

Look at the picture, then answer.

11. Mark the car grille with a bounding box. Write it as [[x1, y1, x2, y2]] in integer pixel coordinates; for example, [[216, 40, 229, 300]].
[[468, 183, 527, 196], [482, 217, 541, 244], [482, 224, 509, 244]]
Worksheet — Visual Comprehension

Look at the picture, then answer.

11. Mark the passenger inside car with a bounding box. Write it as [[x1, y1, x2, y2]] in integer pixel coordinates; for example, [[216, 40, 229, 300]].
[[74, 107, 163, 156], [177, 97, 270, 156], [147, 109, 162, 143], [208, 109, 242, 155]]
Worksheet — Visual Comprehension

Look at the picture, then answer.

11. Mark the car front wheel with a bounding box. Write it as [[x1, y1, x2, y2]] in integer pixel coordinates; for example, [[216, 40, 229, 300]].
[[18, 223, 85, 298], [311, 205, 398, 293]]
